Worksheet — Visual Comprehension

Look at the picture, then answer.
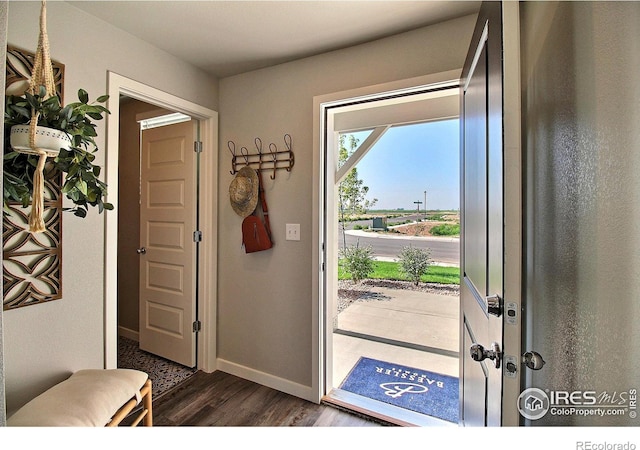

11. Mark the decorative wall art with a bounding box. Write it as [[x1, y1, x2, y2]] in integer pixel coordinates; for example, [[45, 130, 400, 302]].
[[3, 45, 65, 310]]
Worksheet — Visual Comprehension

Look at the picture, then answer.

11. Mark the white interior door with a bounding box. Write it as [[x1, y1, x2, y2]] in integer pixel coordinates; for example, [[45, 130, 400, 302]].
[[460, 1, 505, 426], [139, 119, 197, 367]]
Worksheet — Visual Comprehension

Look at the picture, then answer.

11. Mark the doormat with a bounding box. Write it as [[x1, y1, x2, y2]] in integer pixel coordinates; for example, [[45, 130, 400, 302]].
[[339, 357, 459, 423]]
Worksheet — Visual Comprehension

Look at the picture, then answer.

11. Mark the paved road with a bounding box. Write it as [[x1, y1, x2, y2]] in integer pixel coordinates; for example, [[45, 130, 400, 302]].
[[340, 229, 460, 265]]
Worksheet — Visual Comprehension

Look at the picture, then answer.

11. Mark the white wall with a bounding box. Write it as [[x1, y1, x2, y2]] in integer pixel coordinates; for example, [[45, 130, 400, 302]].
[[4, 1, 218, 415], [217, 14, 476, 397]]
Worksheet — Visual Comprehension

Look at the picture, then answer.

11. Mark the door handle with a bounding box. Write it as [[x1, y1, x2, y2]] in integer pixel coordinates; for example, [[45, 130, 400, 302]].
[[486, 294, 502, 317], [136, 247, 147, 254], [470, 342, 502, 369], [522, 351, 546, 370]]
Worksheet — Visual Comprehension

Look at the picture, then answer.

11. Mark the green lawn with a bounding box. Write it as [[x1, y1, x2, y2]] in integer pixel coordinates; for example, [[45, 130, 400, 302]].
[[338, 259, 460, 285]]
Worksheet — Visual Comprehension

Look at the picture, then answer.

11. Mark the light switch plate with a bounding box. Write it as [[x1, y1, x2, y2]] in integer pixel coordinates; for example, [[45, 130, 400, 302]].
[[286, 223, 300, 241]]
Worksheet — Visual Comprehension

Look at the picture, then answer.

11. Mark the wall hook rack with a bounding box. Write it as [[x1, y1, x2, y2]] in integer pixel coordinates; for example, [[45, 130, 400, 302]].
[[228, 134, 294, 180]]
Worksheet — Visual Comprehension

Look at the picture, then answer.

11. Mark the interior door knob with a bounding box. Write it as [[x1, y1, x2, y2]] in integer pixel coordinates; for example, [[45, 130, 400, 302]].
[[136, 247, 147, 254], [470, 342, 502, 369]]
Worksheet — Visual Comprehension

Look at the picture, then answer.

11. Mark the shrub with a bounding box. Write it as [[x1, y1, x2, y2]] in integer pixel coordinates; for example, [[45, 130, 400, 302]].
[[398, 245, 431, 285], [430, 223, 460, 236], [340, 240, 375, 283]]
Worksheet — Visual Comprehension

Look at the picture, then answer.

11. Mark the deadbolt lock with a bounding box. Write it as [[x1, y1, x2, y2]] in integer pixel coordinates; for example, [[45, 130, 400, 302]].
[[470, 342, 502, 369], [504, 355, 518, 378], [486, 294, 502, 317]]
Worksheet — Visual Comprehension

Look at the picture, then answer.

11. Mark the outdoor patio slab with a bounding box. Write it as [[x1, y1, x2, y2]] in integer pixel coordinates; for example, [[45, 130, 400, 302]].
[[331, 287, 461, 424], [337, 288, 459, 353]]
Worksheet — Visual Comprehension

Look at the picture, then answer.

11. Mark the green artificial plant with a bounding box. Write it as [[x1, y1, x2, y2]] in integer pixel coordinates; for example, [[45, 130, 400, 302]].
[[4, 86, 113, 218]]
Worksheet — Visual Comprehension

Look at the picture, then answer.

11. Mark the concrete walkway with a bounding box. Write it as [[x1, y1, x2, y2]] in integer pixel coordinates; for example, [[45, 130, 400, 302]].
[[332, 285, 460, 387]]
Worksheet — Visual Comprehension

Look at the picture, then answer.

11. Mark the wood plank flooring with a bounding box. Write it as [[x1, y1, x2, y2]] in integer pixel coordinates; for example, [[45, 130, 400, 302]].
[[128, 370, 392, 427]]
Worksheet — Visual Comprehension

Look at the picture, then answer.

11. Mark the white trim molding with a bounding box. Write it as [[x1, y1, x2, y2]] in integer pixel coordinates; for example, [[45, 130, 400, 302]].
[[104, 72, 218, 373], [312, 69, 462, 403]]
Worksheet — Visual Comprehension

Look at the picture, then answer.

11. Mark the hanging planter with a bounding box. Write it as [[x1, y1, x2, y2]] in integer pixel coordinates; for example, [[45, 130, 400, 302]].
[[9, 124, 71, 157], [3, 0, 112, 232]]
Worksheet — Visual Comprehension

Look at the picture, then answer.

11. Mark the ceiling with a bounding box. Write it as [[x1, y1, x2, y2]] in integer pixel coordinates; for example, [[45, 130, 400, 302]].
[[67, 1, 481, 79]]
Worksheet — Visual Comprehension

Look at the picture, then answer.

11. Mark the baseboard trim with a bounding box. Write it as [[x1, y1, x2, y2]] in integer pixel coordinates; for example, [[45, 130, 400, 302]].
[[216, 358, 315, 403], [117, 326, 139, 342]]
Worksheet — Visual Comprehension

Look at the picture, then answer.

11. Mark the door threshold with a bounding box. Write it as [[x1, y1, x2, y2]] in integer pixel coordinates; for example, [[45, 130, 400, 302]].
[[323, 388, 459, 427]]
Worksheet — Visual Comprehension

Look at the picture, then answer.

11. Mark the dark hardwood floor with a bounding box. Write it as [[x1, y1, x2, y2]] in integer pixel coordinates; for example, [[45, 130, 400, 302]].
[[128, 370, 392, 427]]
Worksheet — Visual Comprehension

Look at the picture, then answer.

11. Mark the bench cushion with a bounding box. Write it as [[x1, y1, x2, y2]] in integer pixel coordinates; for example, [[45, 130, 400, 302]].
[[8, 369, 148, 427]]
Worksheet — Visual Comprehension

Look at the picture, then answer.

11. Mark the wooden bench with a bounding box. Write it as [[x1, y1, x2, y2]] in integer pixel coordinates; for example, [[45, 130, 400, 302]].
[[7, 369, 152, 427]]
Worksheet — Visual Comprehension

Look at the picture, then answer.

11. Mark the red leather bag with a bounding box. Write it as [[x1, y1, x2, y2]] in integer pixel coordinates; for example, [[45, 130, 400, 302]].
[[242, 215, 272, 253], [242, 171, 272, 253]]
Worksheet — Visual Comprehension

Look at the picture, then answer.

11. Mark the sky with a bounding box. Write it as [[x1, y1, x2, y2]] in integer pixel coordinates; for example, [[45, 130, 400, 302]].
[[345, 118, 460, 211]]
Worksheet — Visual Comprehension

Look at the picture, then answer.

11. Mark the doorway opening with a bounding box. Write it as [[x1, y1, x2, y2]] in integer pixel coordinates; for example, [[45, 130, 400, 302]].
[[104, 72, 218, 375], [115, 97, 199, 398], [320, 83, 461, 426]]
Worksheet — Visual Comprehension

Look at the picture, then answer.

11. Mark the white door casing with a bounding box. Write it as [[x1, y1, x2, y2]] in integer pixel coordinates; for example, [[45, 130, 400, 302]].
[[313, 71, 462, 411], [312, 69, 460, 402], [139, 119, 197, 367], [105, 72, 218, 373], [501, 1, 523, 426]]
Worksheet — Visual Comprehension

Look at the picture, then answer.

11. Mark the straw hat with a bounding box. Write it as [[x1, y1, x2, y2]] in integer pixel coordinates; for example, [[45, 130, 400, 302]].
[[229, 166, 259, 218]]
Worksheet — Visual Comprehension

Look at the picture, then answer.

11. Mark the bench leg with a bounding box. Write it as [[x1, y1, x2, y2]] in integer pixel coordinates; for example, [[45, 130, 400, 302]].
[[143, 379, 153, 426], [106, 378, 153, 426]]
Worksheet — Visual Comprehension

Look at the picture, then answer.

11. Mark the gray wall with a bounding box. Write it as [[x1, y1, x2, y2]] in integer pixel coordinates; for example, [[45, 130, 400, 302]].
[[522, 1, 640, 426], [1, 0, 7, 426], [4, 1, 218, 416], [218, 14, 476, 390]]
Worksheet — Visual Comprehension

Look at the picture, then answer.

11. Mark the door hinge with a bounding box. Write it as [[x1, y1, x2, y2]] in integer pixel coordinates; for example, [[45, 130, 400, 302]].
[[192, 320, 202, 333], [193, 230, 203, 242], [322, 262, 325, 271], [194, 141, 203, 153]]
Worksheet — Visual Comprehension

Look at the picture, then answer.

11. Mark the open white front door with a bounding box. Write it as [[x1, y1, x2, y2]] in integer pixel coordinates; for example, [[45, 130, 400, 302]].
[[460, 1, 523, 427], [460, 1, 509, 426], [139, 119, 197, 367]]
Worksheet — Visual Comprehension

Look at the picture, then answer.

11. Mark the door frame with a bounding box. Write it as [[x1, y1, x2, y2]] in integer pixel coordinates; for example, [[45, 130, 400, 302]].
[[312, 69, 463, 403], [104, 72, 218, 372], [500, 0, 523, 426]]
